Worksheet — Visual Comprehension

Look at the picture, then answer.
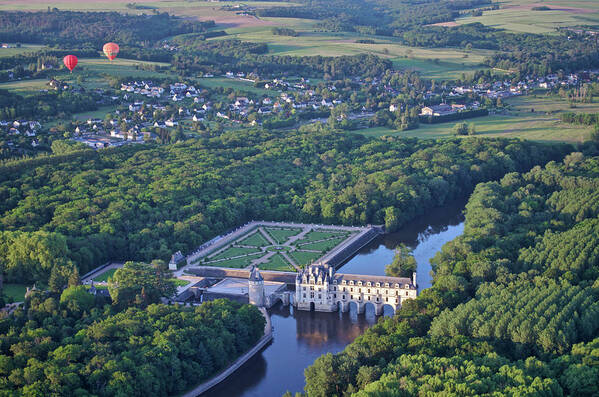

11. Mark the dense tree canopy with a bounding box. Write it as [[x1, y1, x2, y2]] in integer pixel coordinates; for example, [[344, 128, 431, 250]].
[[0, 129, 567, 280], [0, 296, 264, 396]]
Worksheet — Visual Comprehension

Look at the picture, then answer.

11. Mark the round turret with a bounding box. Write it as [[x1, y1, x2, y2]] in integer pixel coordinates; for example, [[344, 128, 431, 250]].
[[248, 266, 265, 307]]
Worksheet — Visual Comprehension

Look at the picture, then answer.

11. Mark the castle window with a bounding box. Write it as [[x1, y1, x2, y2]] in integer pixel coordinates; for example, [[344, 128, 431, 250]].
[[310, 286, 314, 291], [368, 296, 370, 301], [368, 289, 370, 293], [386, 297, 388, 302], [343, 295, 346, 299], [334, 293, 336, 298], [333, 287, 336, 291], [405, 291, 408, 296], [303, 293, 306, 298], [318, 294, 321, 299], [396, 298, 399, 303], [310, 292, 314, 298], [376, 297, 379, 302], [350, 288, 353, 292]]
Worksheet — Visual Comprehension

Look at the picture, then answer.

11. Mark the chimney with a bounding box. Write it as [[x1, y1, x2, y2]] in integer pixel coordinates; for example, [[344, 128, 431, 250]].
[[412, 271, 417, 287], [328, 266, 333, 279]]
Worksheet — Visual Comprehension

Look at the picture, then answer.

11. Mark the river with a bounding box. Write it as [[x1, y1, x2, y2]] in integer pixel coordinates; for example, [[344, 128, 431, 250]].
[[208, 199, 466, 397]]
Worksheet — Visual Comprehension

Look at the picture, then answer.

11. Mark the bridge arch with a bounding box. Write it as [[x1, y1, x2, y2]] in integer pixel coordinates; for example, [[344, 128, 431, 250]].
[[382, 304, 396, 317]]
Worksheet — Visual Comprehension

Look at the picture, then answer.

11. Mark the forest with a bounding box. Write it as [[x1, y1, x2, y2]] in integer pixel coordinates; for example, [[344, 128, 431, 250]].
[[0, 10, 213, 47], [0, 128, 568, 284], [0, 294, 265, 396], [300, 151, 599, 397]]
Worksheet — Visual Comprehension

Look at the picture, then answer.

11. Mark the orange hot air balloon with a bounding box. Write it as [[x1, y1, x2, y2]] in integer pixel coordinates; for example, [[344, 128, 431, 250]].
[[103, 42, 120, 61], [63, 55, 78, 72]]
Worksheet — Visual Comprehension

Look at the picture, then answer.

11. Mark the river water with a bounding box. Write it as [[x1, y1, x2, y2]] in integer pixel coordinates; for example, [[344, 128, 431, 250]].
[[208, 200, 466, 397]]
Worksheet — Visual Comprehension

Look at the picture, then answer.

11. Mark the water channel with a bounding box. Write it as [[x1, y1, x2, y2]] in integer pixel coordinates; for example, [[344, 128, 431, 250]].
[[208, 199, 466, 397]]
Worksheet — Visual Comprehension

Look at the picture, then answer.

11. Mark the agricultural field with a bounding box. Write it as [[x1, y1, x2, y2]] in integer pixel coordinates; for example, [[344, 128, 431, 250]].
[[456, 0, 599, 34], [196, 223, 365, 271], [353, 94, 599, 143]]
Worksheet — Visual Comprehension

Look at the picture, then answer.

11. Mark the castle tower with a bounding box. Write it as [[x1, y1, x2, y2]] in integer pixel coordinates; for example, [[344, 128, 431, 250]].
[[248, 266, 265, 307]]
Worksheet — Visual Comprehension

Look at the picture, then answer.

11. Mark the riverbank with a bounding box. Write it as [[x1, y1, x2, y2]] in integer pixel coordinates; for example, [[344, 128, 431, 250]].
[[181, 307, 273, 397]]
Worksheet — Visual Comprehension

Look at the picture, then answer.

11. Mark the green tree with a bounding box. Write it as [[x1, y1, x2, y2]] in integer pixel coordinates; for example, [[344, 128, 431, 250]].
[[108, 261, 175, 308], [386, 244, 416, 278]]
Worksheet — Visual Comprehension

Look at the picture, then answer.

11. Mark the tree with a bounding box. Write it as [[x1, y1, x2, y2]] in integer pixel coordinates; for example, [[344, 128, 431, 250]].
[[108, 261, 175, 308], [386, 244, 416, 278], [60, 285, 94, 312]]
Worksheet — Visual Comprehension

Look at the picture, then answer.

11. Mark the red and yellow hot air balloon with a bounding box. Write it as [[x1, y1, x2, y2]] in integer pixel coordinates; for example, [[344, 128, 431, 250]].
[[63, 55, 78, 72], [103, 42, 120, 61]]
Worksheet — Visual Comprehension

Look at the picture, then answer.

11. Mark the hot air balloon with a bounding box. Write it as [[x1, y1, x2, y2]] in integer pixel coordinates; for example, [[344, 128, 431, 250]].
[[63, 55, 78, 72], [103, 42, 120, 61]]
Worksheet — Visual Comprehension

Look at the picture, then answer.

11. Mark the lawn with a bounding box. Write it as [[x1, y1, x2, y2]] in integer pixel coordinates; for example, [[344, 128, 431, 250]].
[[2, 284, 27, 302], [207, 254, 262, 269], [169, 278, 191, 287], [289, 250, 323, 266], [209, 246, 262, 261], [297, 230, 348, 244], [299, 237, 347, 253], [238, 230, 271, 247], [260, 253, 295, 271], [264, 227, 302, 245], [93, 268, 116, 282]]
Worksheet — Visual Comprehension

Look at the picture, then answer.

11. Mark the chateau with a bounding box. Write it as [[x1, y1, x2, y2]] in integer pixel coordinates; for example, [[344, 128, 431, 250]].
[[294, 264, 417, 315]]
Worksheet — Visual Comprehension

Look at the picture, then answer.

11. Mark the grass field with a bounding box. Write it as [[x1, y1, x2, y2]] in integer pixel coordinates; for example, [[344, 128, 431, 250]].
[[353, 95, 598, 143], [456, 0, 599, 34], [264, 227, 302, 245], [93, 268, 116, 282], [197, 77, 277, 96], [2, 284, 27, 302], [238, 230, 271, 247], [260, 253, 294, 271], [0, 44, 46, 57], [289, 250, 322, 266]]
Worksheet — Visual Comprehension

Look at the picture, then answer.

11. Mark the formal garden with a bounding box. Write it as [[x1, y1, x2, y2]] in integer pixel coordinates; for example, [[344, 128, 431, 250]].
[[196, 223, 361, 272]]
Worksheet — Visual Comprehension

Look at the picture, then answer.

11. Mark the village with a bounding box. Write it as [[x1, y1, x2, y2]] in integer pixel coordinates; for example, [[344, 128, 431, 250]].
[[1, 68, 597, 154]]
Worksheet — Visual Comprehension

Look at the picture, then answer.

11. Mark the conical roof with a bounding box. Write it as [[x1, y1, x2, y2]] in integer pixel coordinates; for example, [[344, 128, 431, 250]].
[[249, 266, 263, 282]]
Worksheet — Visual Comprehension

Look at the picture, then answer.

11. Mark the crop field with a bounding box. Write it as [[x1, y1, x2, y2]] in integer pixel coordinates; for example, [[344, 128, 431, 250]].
[[456, 0, 599, 33], [353, 95, 598, 143]]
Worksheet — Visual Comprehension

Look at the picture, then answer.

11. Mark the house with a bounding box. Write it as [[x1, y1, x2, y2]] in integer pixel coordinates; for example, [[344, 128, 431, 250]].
[[165, 119, 178, 127], [420, 104, 455, 117], [169, 251, 186, 270], [262, 97, 272, 105], [192, 114, 204, 122], [389, 104, 399, 112]]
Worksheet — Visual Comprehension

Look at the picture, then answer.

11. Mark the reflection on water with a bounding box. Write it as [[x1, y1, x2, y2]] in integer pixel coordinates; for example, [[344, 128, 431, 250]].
[[204, 199, 466, 397], [339, 198, 466, 291], [208, 304, 375, 397]]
